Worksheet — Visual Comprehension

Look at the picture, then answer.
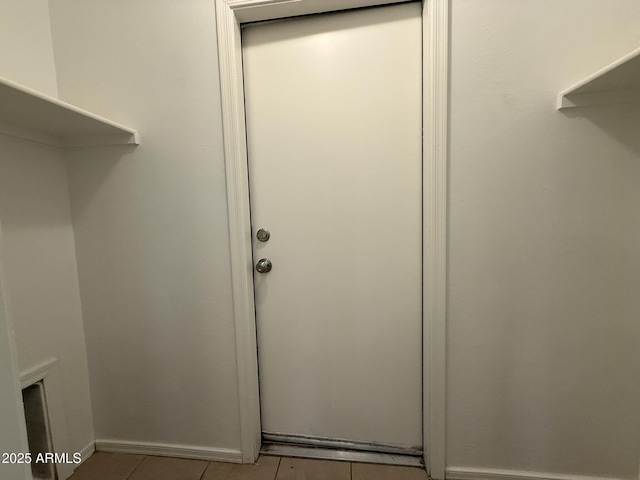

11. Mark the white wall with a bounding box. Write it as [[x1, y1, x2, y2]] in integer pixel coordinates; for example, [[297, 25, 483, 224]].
[[42, 0, 639, 477], [0, 0, 58, 96], [447, 1, 640, 478], [0, 0, 94, 468], [0, 135, 95, 456], [0, 224, 31, 480], [49, 0, 241, 452]]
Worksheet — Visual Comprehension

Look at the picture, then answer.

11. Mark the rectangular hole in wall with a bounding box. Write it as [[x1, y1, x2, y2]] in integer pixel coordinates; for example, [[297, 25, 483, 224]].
[[22, 381, 57, 480]]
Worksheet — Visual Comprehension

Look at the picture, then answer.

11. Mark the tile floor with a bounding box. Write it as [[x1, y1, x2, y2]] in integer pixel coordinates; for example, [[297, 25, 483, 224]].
[[68, 452, 429, 480]]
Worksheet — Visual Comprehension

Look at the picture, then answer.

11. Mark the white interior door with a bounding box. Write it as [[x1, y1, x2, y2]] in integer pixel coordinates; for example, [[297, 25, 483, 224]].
[[242, 2, 422, 451]]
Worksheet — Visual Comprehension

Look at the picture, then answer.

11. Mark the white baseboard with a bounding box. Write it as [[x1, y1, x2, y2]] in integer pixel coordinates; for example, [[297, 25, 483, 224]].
[[447, 467, 625, 480], [57, 440, 96, 480], [95, 439, 243, 464], [78, 440, 95, 465]]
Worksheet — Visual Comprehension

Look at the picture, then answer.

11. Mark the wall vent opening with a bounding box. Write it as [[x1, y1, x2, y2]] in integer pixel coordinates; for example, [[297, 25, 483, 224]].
[[22, 381, 57, 480]]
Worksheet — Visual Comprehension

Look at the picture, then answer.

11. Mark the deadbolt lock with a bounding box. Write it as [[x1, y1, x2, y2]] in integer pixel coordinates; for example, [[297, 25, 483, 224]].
[[256, 228, 270, 242]]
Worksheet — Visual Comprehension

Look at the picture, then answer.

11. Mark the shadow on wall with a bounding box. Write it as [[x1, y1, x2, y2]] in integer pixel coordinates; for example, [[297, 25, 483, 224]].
[[0, 135, 135, 230], [477, 99, 640, 475], [559, 103, 640, 156], [556, 101, 640, 477], [63, 144, 138, 221]]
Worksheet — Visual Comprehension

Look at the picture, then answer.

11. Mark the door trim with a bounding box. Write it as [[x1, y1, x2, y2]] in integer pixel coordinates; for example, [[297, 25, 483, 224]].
[[214, 0, 449, 477]]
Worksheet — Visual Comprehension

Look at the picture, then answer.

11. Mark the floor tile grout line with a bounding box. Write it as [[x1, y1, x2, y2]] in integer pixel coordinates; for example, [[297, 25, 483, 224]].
[[273, 456, 283, 480], [197, 459, 210, 480], [125, 454, 147, 480]]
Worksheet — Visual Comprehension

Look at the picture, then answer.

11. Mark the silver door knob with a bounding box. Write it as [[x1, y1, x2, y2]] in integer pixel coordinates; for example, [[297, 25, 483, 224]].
[[255, 258, 272, 273], [256, 228, 270, 242]]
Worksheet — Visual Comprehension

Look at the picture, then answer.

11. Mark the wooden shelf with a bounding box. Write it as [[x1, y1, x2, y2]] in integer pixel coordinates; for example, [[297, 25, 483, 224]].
[[0, 75, 139, 147], [557, 46, 640, 109]]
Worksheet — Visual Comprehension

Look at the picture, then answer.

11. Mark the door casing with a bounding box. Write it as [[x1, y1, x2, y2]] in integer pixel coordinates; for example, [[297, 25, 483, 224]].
[[214, 0, 449, 478]]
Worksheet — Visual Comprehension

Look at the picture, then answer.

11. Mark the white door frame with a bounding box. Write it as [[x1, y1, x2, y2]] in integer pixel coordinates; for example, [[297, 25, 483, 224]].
[[215, 0, 449, 478]]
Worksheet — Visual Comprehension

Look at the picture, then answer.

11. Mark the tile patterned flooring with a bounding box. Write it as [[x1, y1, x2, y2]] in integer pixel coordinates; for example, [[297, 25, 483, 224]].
[[69, 452, 428, 480]]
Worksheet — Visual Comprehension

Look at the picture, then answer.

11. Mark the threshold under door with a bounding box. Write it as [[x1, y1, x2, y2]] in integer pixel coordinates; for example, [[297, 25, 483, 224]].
[[261, 433, 423, 467]]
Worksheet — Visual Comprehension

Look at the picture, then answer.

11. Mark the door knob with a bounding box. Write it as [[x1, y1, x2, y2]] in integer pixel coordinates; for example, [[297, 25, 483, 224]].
[[255, 258, 272, 273]]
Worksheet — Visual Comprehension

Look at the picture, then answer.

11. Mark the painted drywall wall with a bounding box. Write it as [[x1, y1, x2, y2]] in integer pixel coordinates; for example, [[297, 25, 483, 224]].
[[447, 1, 640, 478], [0, 0, 58, 96], [0, 135, 95, 456], [44, 0, 639, 476], [0, 0, 94, 467], [48, 0, 241, 452], [0, 223, 31, 480]]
